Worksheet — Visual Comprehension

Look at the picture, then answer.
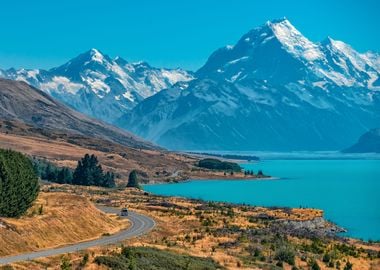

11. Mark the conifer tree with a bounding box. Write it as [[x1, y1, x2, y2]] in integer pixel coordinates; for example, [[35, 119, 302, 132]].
[[102, 171, 116, 188], [127, 170, 140, 188], [57, 167, 73, 184], [72, 154, 115, 187], [0, 149, 39, 217]]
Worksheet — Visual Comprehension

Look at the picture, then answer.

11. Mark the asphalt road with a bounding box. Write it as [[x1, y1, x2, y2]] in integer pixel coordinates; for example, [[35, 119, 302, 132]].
[[0, 206, 155, 265]]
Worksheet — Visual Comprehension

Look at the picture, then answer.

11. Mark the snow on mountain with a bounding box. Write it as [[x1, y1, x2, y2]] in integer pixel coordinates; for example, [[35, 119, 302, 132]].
[[0, 48, 194, 123], [119, 19, 380, 151], [268, 18, 324, 62]]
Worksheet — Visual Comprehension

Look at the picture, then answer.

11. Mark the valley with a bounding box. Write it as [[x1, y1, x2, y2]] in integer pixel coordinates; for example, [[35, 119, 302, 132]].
[[0, 7, 379, 270]]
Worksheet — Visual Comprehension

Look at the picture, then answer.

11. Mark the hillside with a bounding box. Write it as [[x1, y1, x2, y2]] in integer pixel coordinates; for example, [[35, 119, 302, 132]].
[[0, 131, 260, 184], [0, 192, 128, 256], [343, 128, 380, 153], [0, 78, 155, 150], [119, 19, 380, 151]]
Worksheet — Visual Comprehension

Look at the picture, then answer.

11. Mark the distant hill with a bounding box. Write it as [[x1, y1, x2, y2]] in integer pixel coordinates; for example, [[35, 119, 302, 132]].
[[343, 128, 380, 153], [0, 78, 156, 149]]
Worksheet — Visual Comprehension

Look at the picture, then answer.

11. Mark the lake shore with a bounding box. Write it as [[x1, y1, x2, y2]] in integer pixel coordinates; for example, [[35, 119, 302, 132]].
[[45, 185, 380, 269], [145, 159, 380, 241]]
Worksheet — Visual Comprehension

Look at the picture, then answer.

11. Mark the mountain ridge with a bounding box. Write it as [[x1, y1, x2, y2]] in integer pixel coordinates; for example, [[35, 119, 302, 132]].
[[119, 19, 380, 151], [0, 49, 194, 123]]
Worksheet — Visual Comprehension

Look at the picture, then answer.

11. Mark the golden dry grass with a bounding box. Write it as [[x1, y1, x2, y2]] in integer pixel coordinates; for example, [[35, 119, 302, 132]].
[[0, 132, 266, 185], [4, 185, 380, 270], [0, 192, 128, 256]]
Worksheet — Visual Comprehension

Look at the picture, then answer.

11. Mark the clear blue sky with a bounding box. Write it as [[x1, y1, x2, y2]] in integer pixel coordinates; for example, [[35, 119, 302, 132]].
[[0, 0, 379, 71]]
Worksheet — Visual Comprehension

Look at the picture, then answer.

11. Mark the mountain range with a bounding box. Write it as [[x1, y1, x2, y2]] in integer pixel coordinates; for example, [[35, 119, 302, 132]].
[[0, 49, 193, 123], [1, 18, 379, 151], [118, 18, 380, 150]]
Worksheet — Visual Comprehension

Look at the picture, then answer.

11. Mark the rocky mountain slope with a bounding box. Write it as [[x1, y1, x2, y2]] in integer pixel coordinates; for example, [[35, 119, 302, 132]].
[[0, 49, 193, 123], [119, 18, 380, 150], [343, 128, 380, 153], [0, 78, 155, 149]]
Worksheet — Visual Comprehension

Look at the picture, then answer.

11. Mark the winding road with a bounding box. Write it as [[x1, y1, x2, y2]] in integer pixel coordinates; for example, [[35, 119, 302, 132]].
[[0, 207, 155, 265]]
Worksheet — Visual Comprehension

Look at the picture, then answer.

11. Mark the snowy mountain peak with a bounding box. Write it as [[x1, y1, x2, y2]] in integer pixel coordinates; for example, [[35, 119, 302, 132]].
[[0, 49, 194, 123], [88, 48, 105, 63], [266, 17, 289, 25], [265, 19, 324, 61], [197, 18, 380, 88], [122, 19, 380, 151]]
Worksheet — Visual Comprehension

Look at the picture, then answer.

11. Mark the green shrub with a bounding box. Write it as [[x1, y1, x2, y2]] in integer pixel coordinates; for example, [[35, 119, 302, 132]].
[[60, 256, 72, 270], [95, 246, 223, 270], [274, 246, 295, 265], [0, 149, 39, 217], [343, 261, 353, 270], [94, 255, 129, 270], [79, 253, 89, 268], [309, 259, 321, 270], [197, 158, 241, 172]]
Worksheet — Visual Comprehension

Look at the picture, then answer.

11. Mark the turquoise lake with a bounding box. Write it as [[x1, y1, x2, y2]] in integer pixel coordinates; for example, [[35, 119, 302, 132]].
[[144, 159, 380, 240]]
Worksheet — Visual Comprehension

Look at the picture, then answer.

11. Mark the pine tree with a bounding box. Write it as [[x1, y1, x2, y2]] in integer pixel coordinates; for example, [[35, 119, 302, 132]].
[[127, 170, 140, 188], [57, 168, 73, 184], [73, 154, 103, 186], [72, 154, 114, 187], [45, 163, 58, 181], [102, 172, 116, 188], [0, 149, 39, 217]]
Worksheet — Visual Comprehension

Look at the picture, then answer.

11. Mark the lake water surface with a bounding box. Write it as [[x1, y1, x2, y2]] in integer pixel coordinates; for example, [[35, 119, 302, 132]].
[[144, 159, 380, 240]]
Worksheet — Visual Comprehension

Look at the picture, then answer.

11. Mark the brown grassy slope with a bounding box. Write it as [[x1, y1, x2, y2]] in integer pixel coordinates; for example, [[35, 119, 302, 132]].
[[0, 192, 128, 256], [0, 132, 198, 183], [0, 78, 155, 149], [25, 185, 379, 270], [0, 131, 257, 183]]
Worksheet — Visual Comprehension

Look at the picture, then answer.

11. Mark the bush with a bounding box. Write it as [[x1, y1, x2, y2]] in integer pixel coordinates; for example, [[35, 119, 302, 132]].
[[60, 256, 72, 270], [94, 256, 129, 270], [274, 246, 295, 265], [309, 259, 321, 270], [343, 261, 353, 270], [197, 158, 241, 172], [95, 246, 223, 270], [79, 253, 89, 268], [322, 252, 332, 264], [0, 149, 39, 217]]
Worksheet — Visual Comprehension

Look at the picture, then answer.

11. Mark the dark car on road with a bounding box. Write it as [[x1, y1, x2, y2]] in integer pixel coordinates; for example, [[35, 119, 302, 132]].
[[120, 208, 129, 216]]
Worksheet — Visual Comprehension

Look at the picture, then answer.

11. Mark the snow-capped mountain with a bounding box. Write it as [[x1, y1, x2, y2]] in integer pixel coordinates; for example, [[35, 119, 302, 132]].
[[197, 18, 380, 89], [118, 18, 380, 150], [0, 49, 193, 123]]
